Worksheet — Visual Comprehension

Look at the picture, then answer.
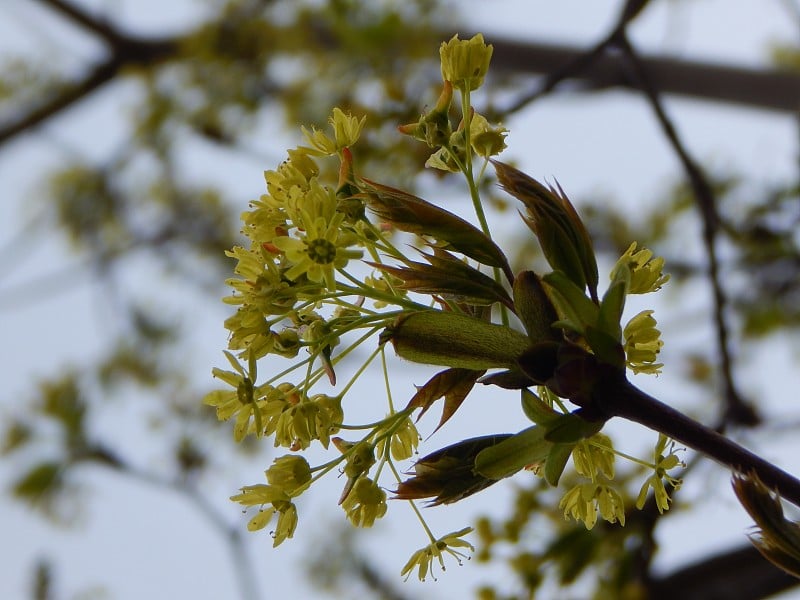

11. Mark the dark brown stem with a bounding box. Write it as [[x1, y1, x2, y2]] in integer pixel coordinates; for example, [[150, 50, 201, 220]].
[[0, 3, 178, 148], [596, 377, 800, 508], [650, 544, 798, 600]]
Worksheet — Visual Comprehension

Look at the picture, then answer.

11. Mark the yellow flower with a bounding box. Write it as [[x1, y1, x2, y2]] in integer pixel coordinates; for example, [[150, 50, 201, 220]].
[[469, 112, 507, 158], [572, 433, 616, 479], [559, 482, 626, 529], [272, 500, 298, 547], [263, 149, 319, 205], [636, 434, 683, 513], [341, 477, 387, 527], [611, 242, 670, 294], [440, 34, 493, 91], [623, 310, 664, 375], [205, 352, 276, 441], [401, 527, 474, 581], [330, 107, 366, 149], [377, 415, 420, 461], [266, 455, 312, 495], [230, 478, 299, 546], [302, 107, 366, 156]]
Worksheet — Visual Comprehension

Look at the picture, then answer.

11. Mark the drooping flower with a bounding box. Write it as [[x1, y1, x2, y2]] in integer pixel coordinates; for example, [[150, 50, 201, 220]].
[[636, 434, 683, 513], [341, 477, 387, 527], [623, 310, 664, 375], [559, 482, 626, 529], [401, 527, 475, 581]]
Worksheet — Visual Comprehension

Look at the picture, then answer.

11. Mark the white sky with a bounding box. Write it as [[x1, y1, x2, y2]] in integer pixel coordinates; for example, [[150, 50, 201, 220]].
[[1, 0, 799, 599]]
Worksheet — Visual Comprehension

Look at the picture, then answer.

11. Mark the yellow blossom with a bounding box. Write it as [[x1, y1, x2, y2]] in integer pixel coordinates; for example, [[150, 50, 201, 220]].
[[636, 434, 683, 513], [612, 242, 670, 294], [266, 455, 312, 495], [401, 527, 475, 581], [624, 310, 664, 375], [559, 482, 626, 529], [341, 477, 387, 527], [440, 34, 493, 91]]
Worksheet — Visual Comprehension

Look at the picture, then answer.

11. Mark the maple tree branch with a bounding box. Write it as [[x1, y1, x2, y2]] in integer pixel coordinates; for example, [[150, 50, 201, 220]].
[[595, 376, 800, 508], [651, 545, 797, 600]]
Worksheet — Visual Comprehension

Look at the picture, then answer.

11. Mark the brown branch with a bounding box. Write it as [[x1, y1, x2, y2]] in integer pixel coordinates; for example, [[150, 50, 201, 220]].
[[0, 0, 179, 149], [0, 33, 178, 148], [487, 36, 800, 114], [650, 545, 798, 600], [33, 0, 123, 44], [595, 375, 800, 508]]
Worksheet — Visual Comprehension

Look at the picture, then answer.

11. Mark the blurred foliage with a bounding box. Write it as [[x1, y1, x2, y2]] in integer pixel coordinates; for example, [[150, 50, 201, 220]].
[[1, 0, 799, 599]]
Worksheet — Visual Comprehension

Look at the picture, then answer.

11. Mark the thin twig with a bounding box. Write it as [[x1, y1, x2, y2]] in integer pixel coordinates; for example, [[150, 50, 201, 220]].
[[81, 446, 260, 600], [614, 33, 757, 427], [33, 0, 124, 44]]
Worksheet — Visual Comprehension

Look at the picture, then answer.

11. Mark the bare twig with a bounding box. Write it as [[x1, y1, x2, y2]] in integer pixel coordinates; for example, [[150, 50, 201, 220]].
[[614, 33, 757, 426], [488, 36, 800, 115], [80, 445, 260, 600], [33, 0, 124, 44], [0, 2, 178, 148]]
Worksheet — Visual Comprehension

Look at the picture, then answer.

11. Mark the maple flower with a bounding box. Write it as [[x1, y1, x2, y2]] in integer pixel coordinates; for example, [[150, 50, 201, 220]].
[[440, 34, 493, 91], [623, 310, 664, 375], [401, 527, 475, 581], [341, 477, 387, 527]]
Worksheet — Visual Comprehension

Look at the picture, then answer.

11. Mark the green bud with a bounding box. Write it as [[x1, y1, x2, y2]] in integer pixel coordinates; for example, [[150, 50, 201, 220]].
[[266, 455, 312, 496], [382, 311, 531, 371], [513, 270, 559, 342]]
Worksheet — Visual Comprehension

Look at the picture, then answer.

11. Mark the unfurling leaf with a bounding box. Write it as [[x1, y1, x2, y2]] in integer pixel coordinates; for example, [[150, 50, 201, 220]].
[[405, 368, 485, 433], [493, 160, 598, 299], [474, 425, 551, 480], [395, 434, 512, 505], [545, 413, 604, 444], [360, 178, 512, 277], [513, 270, 560, 342], [733, 471, 800, 579], [520, 388, 560, 425], [544, 443, 576, 487], [368, 248, 512, 308]]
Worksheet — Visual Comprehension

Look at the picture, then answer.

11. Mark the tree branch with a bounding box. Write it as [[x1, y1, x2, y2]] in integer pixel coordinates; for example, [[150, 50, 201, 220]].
[[651, 544, 798, 600], [595, 375, 800, 508], [487, 35, 800, 114], [33, 0, 123, 44], [0, 12, 178, 149]]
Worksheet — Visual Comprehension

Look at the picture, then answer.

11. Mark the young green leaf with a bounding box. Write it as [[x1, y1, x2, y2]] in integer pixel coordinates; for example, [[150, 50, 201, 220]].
[[544, 443, 576, 487], [474, 425, 551, 480]]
